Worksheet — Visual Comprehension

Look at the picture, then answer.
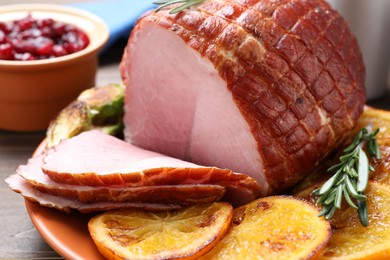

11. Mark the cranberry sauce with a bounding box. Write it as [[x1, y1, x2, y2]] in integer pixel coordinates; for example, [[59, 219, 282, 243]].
[[0, 14, 90, 61]]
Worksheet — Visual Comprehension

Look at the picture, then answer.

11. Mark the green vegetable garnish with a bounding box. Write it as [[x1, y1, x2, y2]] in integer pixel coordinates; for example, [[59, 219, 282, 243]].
[[313, 126, 381, 226], [154, 0, 207, 14], [46, 84, 125, 148]]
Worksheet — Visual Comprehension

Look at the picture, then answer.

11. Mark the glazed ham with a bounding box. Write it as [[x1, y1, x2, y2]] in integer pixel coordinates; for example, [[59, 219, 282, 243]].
[[6, 175, 182, 213], [18, 154, 226, 205], [41, 130, 260, 205], [6, 130, 260, 212], [120, 0, 365, 195]]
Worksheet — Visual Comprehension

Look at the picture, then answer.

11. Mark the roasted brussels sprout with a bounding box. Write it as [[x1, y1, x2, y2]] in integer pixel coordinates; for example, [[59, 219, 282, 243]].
[[46, 84, 124, 148]]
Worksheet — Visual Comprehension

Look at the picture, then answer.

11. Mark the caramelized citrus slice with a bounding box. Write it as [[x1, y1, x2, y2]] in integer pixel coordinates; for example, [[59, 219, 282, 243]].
[[200, 196, 331, 260], [355, 107, 390, 139], [371, 138, 390, 186], [88, 202, 232, 260], [316, 182, 390, 259]]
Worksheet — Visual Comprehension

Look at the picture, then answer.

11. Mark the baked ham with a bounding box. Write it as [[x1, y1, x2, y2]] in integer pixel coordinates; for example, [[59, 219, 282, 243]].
[[18, 154, 226, 205], [6, 175, 182, 214], [6, 130, 260, 212], [40, 130, 260, 206], [120, 0, 365, 195]]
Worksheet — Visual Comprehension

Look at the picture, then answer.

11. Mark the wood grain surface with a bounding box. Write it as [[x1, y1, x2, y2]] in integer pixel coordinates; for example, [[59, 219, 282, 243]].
[[1, 0, 390, 259]]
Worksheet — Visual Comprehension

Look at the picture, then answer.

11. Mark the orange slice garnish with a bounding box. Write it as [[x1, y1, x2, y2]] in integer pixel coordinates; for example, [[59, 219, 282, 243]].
[[88, 202, 232, 259], [200, 196, 331, 260]]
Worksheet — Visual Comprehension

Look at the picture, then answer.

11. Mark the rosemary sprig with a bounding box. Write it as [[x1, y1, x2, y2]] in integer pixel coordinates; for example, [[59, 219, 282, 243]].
[[154, 0, 206, 14], [313, 126, 381, 227]]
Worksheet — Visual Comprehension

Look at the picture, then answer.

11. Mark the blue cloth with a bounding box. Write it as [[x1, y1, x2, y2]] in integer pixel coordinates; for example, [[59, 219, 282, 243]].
[[70, 0, 156, 51]]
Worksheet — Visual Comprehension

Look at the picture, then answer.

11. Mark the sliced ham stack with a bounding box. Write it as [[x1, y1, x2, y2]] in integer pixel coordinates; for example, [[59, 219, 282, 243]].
[[6, 175, 183, 213], [6, 130, 261, 213], [121, 0, 366, 195]]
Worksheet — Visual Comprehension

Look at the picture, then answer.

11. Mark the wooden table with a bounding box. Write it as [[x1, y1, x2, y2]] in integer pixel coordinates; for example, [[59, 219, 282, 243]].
[[1, 1, 390, 259]]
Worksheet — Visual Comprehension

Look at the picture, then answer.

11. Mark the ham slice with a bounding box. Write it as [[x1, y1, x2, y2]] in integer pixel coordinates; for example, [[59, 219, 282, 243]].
[[18, 154, 226, 205], [5, 175, 181, 213], [120, 0, 366, 195], [41, 130, 261, 205]]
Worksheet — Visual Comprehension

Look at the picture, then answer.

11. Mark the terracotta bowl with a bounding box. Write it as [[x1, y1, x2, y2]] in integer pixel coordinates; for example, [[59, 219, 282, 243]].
[[0, 4, 109, 132]]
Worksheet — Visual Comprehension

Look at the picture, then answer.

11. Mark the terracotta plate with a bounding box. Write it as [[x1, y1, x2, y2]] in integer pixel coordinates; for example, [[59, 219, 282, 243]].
[[25, 201, 104, 259], [24, 139, 105, 259]]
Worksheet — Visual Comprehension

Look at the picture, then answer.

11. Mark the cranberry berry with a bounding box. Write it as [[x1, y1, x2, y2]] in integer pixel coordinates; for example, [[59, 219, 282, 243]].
[[0, 14, 90, 61]]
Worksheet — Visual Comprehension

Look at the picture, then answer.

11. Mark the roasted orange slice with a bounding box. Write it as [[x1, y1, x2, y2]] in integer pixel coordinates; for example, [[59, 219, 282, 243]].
[[355, 106, 390, 140], [88, 202, 232, 260], [316, 182, 390, 259], [200, 196, 331, 260]]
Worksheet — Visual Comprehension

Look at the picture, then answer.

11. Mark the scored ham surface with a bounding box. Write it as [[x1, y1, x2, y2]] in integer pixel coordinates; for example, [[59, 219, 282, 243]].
[[120, 0, 365, 194], [41, 130, 261, 205], [18, 154, 226, 205]]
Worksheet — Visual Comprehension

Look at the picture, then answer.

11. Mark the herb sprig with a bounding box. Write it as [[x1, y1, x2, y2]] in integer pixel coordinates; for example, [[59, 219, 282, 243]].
[[154, 0, 207, 14], [313, 126, 381, 226]]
